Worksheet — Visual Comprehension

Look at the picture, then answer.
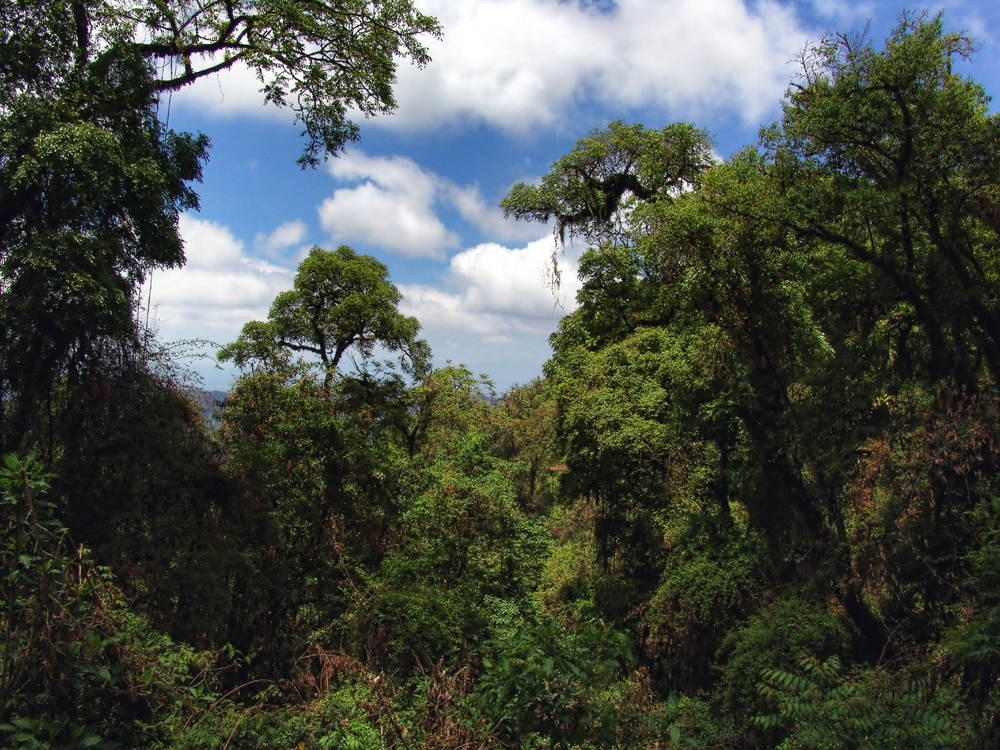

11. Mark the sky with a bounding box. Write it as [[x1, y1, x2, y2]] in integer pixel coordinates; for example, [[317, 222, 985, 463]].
[[149, 0, 1000, 392]]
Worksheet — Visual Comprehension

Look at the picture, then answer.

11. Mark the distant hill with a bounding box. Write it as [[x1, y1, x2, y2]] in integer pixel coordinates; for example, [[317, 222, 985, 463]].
[[191, 389, 229, 425]]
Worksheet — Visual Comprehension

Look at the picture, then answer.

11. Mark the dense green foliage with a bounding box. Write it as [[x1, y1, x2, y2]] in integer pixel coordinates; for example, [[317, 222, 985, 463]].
[[219, 245, 430, 388], [5, 7, 1000, 750], [0, 0, 439, 456]]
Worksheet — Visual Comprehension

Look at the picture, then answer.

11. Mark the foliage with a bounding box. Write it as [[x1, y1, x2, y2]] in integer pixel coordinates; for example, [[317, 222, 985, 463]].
[[1, 0, 440, 456], [49, 373, 251, 649], [644, 517, 772, 694], [945, 493, 1000, 742], [764, 12, 1000, 387], [389, 363, 496, 459], [536, 500, 602, 626], [373, 432, 548, 669], [757, 655, 969, 750], [219, 245, 430, 389], [0, 0, 210, 450], [218, 367, 410, 667], [474, 618, 632, 748], [124, 0, 441, 166], [492, 15, 1000, 747], [0, 452, 228, 749], [717, 596, 850, 734], [9, 8, 1000, 750], [501, 120, 716, 247], [490, 379, 562, 512]]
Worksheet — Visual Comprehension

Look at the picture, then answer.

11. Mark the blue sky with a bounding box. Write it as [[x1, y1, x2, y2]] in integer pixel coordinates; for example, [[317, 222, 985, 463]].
[[148, 0, 1000, 392]]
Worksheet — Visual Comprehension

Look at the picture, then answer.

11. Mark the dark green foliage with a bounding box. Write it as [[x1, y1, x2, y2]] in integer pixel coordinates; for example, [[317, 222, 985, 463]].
[[946, 494, 1000, 742], [8, 8, 1000, 750], [501, 15, 1000, 749], [0, 0, 210, 451], [645, 518, 772, 694], [501, 120, 716, 246], [765, 13, 1000, 387], [219, 368, 409, 663], [50, 373, 250, 648], [475, 619, 632, 748], [373, 432, 548, 669], [0, 453, 228, 750], [717, 596, 850, 734], [757, 655, 969, 749]]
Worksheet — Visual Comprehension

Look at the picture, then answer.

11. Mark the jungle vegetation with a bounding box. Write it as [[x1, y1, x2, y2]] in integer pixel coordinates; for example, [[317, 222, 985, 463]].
[[2, 3, 1000, 748]]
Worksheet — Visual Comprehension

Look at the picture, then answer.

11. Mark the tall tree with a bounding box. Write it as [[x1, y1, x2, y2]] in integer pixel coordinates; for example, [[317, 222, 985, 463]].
[[220, 245, 430, 388], [765, 12, 1000, 387], [501, 121, 716, 247], [505, 17, 1000, 713], [0, 0, 440, 450], [0, 4, 209, 450]]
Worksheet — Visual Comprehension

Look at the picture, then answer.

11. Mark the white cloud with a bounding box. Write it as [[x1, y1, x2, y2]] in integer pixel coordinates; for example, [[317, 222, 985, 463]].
[[399, 236, 582, 343], [255, 220, 308, 255], [168, 58, 286, 120], [449, 239, 573, 319], [396, 236, 583, 385], [149, 215, 294, 345], [807, 0, 873, 23], [171, 0, 814, 132], [444, 182, 548, 239], [385, 0, 811, 132], [952, 3, 1000, 47], [319, 152, 459, 258], [318, 150, 545, 256]]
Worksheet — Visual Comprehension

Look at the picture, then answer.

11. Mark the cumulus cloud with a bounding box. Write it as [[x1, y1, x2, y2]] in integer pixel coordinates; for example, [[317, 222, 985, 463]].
[[318, 150, 545, 257], [319, 152, 458, 258], [443, 182, 547, 239], [149, 215, 294, 345], [171, 0, 814, 132], [399, 236, 582, 344], [388, 0, 810, 131], [255, 220, 308, 256], [393, 236, 583, 386]]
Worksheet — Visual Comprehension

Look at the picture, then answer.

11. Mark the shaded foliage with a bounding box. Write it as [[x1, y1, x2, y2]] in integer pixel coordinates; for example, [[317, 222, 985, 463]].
[[6, 9, 1000, 750]]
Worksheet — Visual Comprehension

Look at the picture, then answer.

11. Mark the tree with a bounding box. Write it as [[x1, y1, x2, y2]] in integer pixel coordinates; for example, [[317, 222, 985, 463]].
[[121, 0, 440, 167], [765, 13, 1000, 387], [0, 4, 210, 451], [216, 249, 432, 669], [220, 245, 430, 388], [496, 22, 1000, 741], [501, 121, 716, 247], [0, 0, 440, 451]]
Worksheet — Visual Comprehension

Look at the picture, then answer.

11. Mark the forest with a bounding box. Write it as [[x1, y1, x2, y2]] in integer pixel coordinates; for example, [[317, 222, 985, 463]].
[[2, 1, 1000, 748]]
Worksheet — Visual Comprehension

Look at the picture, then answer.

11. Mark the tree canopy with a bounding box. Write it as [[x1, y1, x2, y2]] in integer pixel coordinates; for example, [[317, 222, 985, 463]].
[[3, 0, 440, 165], [130, 0, 440, 167], [219, 245, 430, 386], [0, 0, 440, 452], [7, 10, 1000, 750], [500, 121, 716, 246]]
